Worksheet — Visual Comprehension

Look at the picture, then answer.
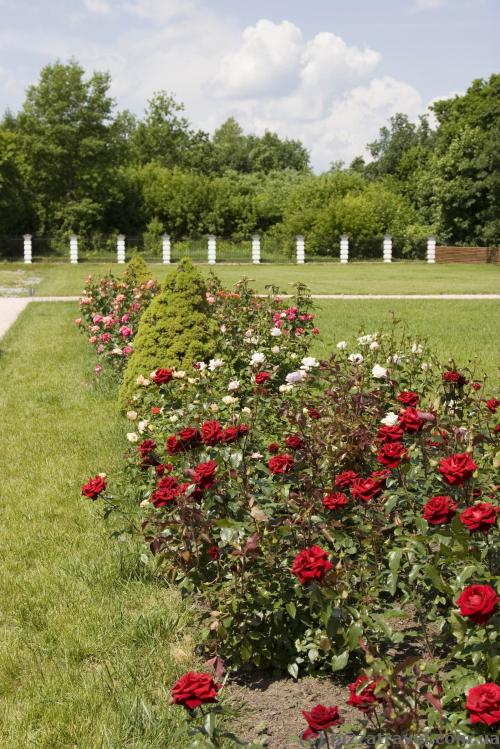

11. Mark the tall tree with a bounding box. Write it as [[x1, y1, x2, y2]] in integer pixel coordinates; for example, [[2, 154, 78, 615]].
[[16, 59, 125, 236]]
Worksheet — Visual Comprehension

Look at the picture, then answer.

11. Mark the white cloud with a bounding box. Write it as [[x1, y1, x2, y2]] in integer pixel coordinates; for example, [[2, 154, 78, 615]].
[[83, 0, 112, 14], [214, 20, 302, 99]]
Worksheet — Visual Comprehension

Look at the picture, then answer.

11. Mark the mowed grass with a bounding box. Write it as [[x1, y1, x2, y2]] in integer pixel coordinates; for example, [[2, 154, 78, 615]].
[[0, 303, 195, 748], [312, 300, 500, 382], [1, 260, 500, 296]]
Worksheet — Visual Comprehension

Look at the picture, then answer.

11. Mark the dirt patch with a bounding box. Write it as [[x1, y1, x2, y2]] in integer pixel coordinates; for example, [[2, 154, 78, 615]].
[[228, 673, 361, 748]]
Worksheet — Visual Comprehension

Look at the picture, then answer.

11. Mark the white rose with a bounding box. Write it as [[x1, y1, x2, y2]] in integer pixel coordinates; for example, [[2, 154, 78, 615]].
[[140, 499, 150, 508], [250, 337, 259, 345], [270, 328, 282, 337], [301, 356, 319, 369], [358, 334, 374, 345], [412, 343, 423, 354], [336, 341, 347, 350], [196, 361, 207, 370], [286, 370, 306, 384], [222, 395, 237, 405], [126, 410, 138, 421], [369, 341, 380, 350], [387, 354, 403, 365], [138, 419, 149, 433], [242, 407, 252, 415], [421, 362, 429, 371], [210, 403, 219, 413], [228, 379, 240, 391], [381, 412, 399, 426], [126, 432, 138, 443], [348, 353, 364, 364], [279, 383, 294, 393], [169, 414, 178, 423], [250, 352, 266, 366], [173, 370, 186, 378], [271, 345, 280, 354], [220, 324, 226, 333], [244, 329, 254, 338], [208, 358, 224, 371], [372, 364, 388, 379]]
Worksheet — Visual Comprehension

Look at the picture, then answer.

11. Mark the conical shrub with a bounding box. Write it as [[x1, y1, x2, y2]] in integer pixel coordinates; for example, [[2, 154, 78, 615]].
[[119, 259, 216, 409]]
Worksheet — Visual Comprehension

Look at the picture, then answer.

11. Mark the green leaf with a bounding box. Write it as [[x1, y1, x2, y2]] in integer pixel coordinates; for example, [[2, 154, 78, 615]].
[[287, 662, 299, 679], [286, 602, 296, 620], [389, 549, 403, 573], [330, 650, 349, 671]]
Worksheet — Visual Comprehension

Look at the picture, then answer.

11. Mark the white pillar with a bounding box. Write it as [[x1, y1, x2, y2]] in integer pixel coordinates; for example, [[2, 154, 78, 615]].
[[426, 236, 436, 264], [69, 234, 78, 264], [383, 234, 392, 263], [296, 235, 305, 264], [162, 234, 171, 264], [251, 234, 261, 264], [23, 234, 32, 264], [207, 235, 216, 265], [117, 234, 126, 264], [340, 235, 349, 264]]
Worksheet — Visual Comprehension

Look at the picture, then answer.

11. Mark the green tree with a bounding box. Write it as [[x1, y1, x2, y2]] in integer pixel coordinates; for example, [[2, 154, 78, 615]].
[[0, 129, 34, 244], [15, 59, 125, 238]]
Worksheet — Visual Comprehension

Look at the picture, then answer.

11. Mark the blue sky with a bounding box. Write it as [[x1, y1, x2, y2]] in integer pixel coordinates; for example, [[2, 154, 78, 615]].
[[0, 0, 498, 170]]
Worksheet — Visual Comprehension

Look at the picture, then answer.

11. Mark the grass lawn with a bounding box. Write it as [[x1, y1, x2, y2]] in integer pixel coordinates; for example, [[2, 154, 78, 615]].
[[0, 303, 195, 748], [1, 260, 500, 296], [312, 300, 500, 381]]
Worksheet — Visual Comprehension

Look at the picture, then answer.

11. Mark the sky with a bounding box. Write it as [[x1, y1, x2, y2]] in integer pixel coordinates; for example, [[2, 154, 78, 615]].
[[0, 0, 498, 171]]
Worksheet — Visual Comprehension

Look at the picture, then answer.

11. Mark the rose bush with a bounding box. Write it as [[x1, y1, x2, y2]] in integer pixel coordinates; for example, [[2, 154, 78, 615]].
[[76, 266, 158, 376], [83, 275, 499, 738]]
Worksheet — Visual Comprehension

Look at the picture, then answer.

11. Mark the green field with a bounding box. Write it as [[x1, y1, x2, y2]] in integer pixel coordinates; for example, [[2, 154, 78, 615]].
[[1, 261, 499, 296], [0, 303, 195, 748], [312, 300, 500, 381]]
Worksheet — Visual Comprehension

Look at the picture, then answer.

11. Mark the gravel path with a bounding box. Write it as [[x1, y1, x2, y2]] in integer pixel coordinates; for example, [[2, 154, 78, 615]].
[[0, 299, 30, 339]]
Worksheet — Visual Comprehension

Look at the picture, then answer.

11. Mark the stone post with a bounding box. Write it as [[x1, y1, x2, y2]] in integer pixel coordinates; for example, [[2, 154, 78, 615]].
[[117, 234, 126, 264], [427, 236, 436, 264], [340, 235, 349, 264], [23, 234, 32, 264], [162, 234, 171, 264], [207, 234, 216, 265], [69, 234, 78, 264], [251, 234, 261, 264], [383, 234, 392, 263], [296, 235, 305, 264]]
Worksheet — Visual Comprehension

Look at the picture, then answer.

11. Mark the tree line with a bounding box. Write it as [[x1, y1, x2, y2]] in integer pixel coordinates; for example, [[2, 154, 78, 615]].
[[0, 60, 498, 258]]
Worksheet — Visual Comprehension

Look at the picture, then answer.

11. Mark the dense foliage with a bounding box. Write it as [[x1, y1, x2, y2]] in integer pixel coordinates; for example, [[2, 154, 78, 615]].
[[83, 271, 499, 741], [118, 259, 217, 410], [1, 61, 498, 256]]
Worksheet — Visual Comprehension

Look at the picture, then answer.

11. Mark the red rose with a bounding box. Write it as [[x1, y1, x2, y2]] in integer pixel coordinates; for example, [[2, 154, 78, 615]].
[[443, 370, 467, 385], [207, 545, 220, 561], [201, 420, 223, 446], [377, 425, 404, 443], [255, 371, 271, 384], [308, 407, 321, 420], [371, 469, 391, 485], [285, 434, 305, 450], [178, 427, 201, 447], [194, 460, 218, 489], [466, 683, 500, 727], [81, 475, 106, 499], [302, 704, 343, 739], [151, 406, 161, 415], [180, 481, 204, 503], [166, 435, 182, 455], [151, 475, 181, 508], [291, 545, 333, 584], [334, 470, 358, 489], [495, 425, 500, 434], [456, 584, 498, 624], [268, 454, 294, 474], [153, 368, 173, 384], [171, 671, 220, 710], [138, 439, 157, 456], [471, 382, 482, 391], [347, 675, 382, 712], [397, 390, 419, 407], [238, 424, 249, 436], [422, 495, 457, 525], [268, 442, 280, 454], [486, 398, 500, 414], [438, 452, 477, 485], [322, 492, 349, 510], [155, 463, 166, 476], [398, 408, 424, 433], [460, 503, 499, 533], [221, 426, 239, 444], [377, 441, 408, 468], [351, 477, 382, 503]]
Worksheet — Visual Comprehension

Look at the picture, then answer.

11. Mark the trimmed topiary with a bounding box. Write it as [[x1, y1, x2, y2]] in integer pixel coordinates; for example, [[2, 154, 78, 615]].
[[119, 259, 216, 409], [122, 254, 150, 286]]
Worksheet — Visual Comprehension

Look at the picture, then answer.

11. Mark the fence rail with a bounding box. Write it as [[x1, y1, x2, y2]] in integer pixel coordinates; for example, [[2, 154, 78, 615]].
[[1, 233, 498, 265]]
